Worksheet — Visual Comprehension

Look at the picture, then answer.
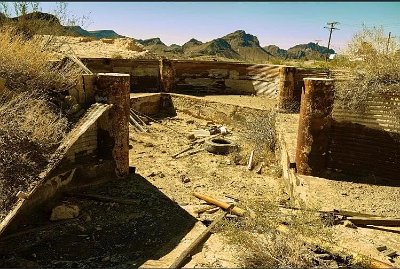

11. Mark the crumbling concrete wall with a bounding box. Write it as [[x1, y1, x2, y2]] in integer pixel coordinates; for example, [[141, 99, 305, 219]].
[[130, 93, 162, 116], [169, 60, 280, 96], [82, 58, 283, 97], [82, 58, 160, 92], [0, 73, 131, 236], [169, 93, 274, 129]]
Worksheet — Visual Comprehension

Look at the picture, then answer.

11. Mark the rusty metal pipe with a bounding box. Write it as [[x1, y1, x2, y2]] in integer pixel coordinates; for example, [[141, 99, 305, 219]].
[[295, 78, 334, 176]]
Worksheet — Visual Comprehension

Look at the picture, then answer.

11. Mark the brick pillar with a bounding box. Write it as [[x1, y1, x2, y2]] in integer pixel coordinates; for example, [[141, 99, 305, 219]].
[[96, 73, 130, 178], [295, 78, 334, 176], [160, 59, 175, 92], [278, 66, 296, 112]]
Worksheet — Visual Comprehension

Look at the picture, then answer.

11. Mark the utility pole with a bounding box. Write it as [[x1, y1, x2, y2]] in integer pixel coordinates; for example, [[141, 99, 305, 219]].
[[324, 22, 340, 60], [386, 32, 393, 53], [315, 39, 322, 45]]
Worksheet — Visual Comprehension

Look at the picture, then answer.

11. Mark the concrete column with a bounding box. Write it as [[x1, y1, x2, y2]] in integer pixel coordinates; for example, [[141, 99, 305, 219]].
[[278, 66, 296, 112], [160, 59, 175, 92], [96, 73, 130, 178], [295, 78, 334, 176]]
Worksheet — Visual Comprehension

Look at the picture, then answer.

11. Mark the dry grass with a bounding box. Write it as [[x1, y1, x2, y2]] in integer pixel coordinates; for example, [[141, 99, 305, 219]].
[[0, 26, 79, 220], [0, 27, 79, 95], [333, 26, 400, 116], [217, 196, 373, 268], [218, 197, 337, 268], [236, 109, 281, 176]]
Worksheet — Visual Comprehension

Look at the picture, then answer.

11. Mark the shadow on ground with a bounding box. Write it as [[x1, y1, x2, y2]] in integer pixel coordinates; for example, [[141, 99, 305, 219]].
[[0, 173, 197, 268]]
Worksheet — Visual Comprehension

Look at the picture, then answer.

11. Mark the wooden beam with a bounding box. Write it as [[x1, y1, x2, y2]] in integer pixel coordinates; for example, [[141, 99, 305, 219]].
[[193, 192, 247, 217]]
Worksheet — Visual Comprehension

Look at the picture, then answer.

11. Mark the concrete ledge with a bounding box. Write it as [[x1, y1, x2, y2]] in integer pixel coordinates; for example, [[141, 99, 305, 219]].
[[130, 93, 162, 116]]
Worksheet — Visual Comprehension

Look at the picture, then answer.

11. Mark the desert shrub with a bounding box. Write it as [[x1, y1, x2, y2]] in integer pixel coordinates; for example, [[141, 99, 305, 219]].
[[219, 198, 333, 268], [111, 53, 124, 59], [334, 25, 400, 114], [241, 110, 277, 165], [0, 2, 89, 39], [0, 25, 80, 219], [0, 27, 80, 95], [0, 91, 68, 218]]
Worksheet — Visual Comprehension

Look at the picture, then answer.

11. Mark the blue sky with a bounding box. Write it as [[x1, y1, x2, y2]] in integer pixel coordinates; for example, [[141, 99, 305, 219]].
[[13, 2, 400, 51]]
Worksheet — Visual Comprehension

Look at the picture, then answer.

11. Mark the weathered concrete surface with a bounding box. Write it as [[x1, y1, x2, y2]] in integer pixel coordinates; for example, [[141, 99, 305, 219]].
[[169, 93, 276, 130], [96, 73, 130, 178], [82, 58, 160, 92], [130, 93, 162, 116], [278, 66, 296, 112], [83, 58, 283, 96], [160, 59, 175, 92], [295, 78, 334, 176], [171, 60, 280, 96]]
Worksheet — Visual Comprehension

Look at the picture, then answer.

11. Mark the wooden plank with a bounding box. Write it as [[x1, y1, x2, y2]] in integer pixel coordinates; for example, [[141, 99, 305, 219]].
[[346, 217, 400, 227], [169, 209, 229, 268], [193, 192, 247, 217]]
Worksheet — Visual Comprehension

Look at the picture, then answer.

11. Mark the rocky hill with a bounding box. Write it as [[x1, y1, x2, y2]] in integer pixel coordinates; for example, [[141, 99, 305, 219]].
[[264, 42, 335, 60], [220, 30, 273, 61], [66, 26, 123, 39], [136, 30, 334, 62]]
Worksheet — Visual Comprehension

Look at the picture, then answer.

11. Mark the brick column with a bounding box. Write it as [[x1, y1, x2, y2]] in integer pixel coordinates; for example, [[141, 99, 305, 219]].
[[96, 73, 130, 178], [160, 59, 175, 92], [295, 78, 334, 176], [278, 66, 296, 112]]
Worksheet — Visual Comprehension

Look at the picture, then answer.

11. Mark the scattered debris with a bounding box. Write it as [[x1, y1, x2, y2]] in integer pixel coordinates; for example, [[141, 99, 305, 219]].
[[190, 134, 221, 146], [172, 145, 194, 158], [180, 175, 191, 183], [377, 245, 387, 252], [247, 150, 254, 170], [254, 161, 265, 174], [129, 114, 146, 132], [382, 249, 398, 258], [187, 148, 204, 156], [204, 138, 237, 155], [191, 129, 211, 138], [342, 220, 357, 229], [346, 217, 400, 227], [50, 204, 80, 221], [193, 192, 247, 217]]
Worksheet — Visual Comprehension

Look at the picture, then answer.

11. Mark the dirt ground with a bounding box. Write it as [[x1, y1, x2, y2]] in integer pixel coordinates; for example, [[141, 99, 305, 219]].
[[1, 96, 399, 268], [0, 110, 284, 268]]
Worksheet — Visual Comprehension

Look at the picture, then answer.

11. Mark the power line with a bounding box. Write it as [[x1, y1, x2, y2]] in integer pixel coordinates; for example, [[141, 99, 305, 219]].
[[324, 21, 340, 60]]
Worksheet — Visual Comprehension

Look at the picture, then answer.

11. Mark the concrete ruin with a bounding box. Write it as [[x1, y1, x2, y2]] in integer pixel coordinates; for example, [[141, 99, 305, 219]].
[[1, 58, 399, 267]]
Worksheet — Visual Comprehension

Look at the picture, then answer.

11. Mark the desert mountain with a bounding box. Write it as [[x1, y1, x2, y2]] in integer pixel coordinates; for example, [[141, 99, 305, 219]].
[[287, 42, 335, 59], [220, 30, 273, 61], [136, 30, 335, 62], [66, 26, 123, 39], [264, 45, 289, 58], [182, 38, 203, 52], [183, 38, 240, 59]]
